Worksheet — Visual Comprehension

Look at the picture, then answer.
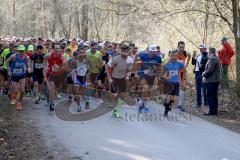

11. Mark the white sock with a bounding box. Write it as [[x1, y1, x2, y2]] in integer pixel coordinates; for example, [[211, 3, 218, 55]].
[[179, 89, 185, 107]]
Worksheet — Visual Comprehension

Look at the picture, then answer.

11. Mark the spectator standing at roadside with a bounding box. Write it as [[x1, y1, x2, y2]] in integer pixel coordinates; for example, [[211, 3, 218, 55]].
[[218, 37, 235, 88], [192, 44, 208, 110], [202, 47, 221, 116]]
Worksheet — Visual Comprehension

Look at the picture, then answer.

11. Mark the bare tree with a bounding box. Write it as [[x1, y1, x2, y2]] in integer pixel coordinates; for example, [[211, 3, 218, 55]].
[[81, 3, 89, 41]]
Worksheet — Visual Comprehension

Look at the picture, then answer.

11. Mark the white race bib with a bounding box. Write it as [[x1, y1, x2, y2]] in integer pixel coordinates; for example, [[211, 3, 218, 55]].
[[52, 65, 60, 72], [169, 70, 178, 76], [76, 66, 87, 76], [13, 68, 23, 74], [144, 69, 154, 76], [35, 63, 43, 69]]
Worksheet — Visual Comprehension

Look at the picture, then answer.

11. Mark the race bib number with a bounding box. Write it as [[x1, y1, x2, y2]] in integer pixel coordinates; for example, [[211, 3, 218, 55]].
[[76, 66, 87, 76], [52, 65, 60, 72], [35, 63, 43, 69], [13, 68, 23, 74], [169, 70, 178, 76], [144, 69, 154, 76]]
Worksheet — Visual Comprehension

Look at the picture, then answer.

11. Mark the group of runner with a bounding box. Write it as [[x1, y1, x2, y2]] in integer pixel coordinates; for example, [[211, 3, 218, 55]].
[[0, 37, 190, 117]]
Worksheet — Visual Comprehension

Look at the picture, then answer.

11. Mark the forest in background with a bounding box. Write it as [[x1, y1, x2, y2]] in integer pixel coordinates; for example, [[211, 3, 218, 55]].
[[0, 0, 239, 96]]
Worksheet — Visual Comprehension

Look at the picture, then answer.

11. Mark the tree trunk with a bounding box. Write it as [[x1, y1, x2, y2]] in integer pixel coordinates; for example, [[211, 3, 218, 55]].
[[81, 4, 89, 41], [66, 15, 73, 39], [34, 2, 38, 37], [51, 13, 57, 39], [76, 9, 81, 39], [203, 0, 209, 44], [12, 0, 17, 35], [43, 0, 48, 38], [232, 0, 240, 97], [93, 8, 100, 40], [53, 0, 68, 38]]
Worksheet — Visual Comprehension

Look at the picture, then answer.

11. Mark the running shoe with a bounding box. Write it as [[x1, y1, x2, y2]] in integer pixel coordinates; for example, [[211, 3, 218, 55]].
[[156, 97, 162, 103], [68, 95, 73, 102], [168, 106, 172, 111], [25, 91, 31, 97], [16, 103, 23, 110], [57, 93, 62, 99], [85, 101, 90, 109], [35, 95, 40, 104], [10, 99, 16, 105], [10, 93, 17, 105], [41, 94, 46, 100], [99, 99, 104, 104], [163, 111, 168, 117], [49, 104, 55, 111], [112, 109, 121, 118], [143, 107, 150, 113], [177, 105, 185, 112]]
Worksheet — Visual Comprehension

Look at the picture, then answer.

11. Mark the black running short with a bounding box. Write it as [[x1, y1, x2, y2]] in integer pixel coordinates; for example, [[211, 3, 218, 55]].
[[11, 75, 25, 82], [0, 68, 8, 81], [167, 83, 180, 96], [67, 76, 73, 84], [111, 77, 126, 93], [26, 71, 33, 78], [97, 72, 107, 83], [32, 72, 44, 84]]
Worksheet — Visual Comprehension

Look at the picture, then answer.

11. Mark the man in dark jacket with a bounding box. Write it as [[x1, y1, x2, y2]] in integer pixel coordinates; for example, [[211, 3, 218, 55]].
[[192, 44, 208, 109], [202, 47, 221, 115]]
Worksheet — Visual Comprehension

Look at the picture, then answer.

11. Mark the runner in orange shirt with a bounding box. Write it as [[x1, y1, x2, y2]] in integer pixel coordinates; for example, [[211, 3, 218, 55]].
[[176, 41, 191, 111]]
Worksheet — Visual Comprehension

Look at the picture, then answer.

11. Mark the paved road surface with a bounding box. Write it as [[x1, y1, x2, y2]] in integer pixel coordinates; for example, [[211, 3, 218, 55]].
[[24, 97, 240, 160]]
